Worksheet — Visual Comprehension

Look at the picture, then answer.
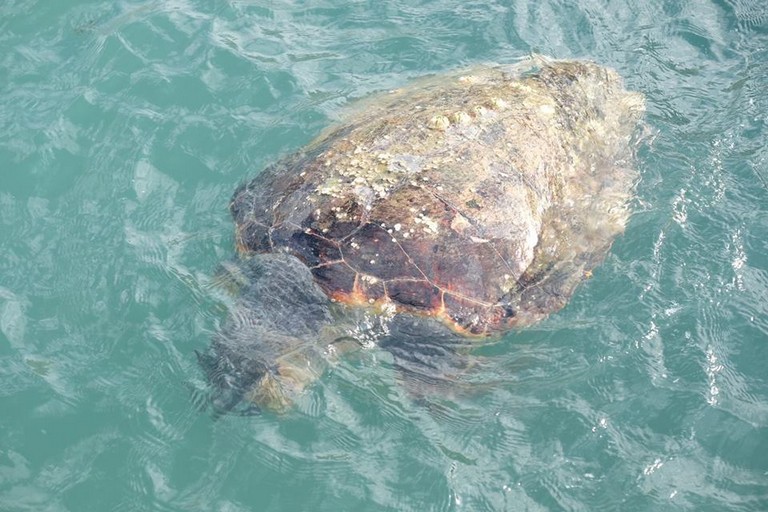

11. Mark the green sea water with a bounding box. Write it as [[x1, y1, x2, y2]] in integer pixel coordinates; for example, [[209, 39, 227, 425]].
[[1, 1, 767, 510]]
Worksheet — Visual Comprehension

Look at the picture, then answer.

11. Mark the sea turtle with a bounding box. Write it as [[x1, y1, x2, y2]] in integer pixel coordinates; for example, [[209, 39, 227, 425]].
[[198, 56, 646, 414]]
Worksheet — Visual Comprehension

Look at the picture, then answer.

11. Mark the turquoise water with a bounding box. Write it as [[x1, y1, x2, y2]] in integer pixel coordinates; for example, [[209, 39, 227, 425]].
[[2, 0, 767, 510]]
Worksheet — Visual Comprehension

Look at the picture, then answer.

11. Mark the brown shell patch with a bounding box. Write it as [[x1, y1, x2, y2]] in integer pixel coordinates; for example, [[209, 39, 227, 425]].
[[235, 220, 271, 254], [311, 262, 356, 299], [231, 58, 645, 335], [269, 225, 339, 267], [386, 280, 442, 310], [307, 197, 364, 239], [441, 293, 494, 334], [358, 274, 386, 302], [342, 223, 423, 280]]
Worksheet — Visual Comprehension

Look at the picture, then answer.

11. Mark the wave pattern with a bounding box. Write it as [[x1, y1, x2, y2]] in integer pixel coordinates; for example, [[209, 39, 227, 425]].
[[1, 0, 767, 510]]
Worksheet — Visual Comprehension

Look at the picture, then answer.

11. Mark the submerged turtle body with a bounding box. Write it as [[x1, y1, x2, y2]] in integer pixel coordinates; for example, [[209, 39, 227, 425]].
[[231, 58, 645, 337], [200, 57, 646, 414]]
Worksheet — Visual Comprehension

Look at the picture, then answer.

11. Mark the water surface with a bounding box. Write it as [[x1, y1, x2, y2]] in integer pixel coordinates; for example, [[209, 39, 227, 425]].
[[1, 1, 767, 510]]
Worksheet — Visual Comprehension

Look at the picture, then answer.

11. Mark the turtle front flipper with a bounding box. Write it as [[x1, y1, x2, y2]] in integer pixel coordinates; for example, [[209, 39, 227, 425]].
[[377, 314, 484, 405]]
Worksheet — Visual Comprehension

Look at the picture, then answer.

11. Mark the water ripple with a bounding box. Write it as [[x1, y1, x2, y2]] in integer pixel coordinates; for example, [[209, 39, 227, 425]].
[[2, 0, 768, 510]]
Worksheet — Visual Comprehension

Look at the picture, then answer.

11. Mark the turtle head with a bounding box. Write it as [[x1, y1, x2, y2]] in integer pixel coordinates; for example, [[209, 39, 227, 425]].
[[195, 345, 266, 416], [197, 253, 337, 415], [197, 335, 322, 416]]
